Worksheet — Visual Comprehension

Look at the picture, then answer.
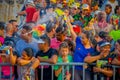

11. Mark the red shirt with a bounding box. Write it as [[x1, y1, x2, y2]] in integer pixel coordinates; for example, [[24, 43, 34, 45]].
[[25, 7, 36, 23]]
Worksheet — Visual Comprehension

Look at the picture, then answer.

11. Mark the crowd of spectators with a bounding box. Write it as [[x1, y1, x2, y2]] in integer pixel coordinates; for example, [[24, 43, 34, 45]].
[[0, 0, 120, 80]]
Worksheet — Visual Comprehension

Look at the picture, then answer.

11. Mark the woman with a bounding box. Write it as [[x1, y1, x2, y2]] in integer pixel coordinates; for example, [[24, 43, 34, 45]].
[[66, 18, 95, 80]]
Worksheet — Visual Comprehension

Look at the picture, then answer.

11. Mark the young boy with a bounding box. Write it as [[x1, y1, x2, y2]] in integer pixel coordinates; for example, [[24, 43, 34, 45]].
[[54, 42, 73, 80]]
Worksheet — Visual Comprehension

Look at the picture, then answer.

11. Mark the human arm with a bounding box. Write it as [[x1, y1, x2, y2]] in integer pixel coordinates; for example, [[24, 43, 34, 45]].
[[55, 66, 62, 77], [9, 47, 17, 65], [112, 58, 120, 65], [17, 57, 32, 66], [17, 11, 26, 16], [84, 55, 101, 63], [66, 18, 77, 42], [93, 67, 113, 77], [37, 55, 58, 64]]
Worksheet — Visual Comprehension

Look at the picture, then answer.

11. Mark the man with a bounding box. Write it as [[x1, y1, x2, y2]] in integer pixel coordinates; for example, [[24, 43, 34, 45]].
[[9, 20, 18, 33], [17, 1, 36, 23], [101, 0, 118, 14], [85, 42, 116, 80], [105, 4, 113, 23], [35, 35, 58, 80], [15, 24, 38, 57], [44, 21, 56, 39]]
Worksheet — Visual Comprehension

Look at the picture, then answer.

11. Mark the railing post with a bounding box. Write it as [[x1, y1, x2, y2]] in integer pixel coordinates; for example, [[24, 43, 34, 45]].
[[113, 66, 116, 80], [72, 66, 75, 80], [41, 65, 44, 80], [94, 73, 97, 80], [51, 65, 54, 80], [0, 65, 1, 79], [62, 66, 64, 80], [10, 66, 12, 80], [83, 63, 85, 80]]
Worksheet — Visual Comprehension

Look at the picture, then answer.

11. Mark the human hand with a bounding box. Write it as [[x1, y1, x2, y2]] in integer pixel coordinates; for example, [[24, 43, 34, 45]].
[[65, 72, 71, 80], [37, 56, 44, 62], [93, 67, 102, 73]]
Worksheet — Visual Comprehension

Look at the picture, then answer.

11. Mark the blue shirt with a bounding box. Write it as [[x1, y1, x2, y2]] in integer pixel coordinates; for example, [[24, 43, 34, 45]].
[[15, 38, 38, 57], [73, 37, 95, 70]]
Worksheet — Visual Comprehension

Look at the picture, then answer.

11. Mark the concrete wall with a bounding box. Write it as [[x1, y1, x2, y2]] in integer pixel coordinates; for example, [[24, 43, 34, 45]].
[[0, 0, 24, 23]]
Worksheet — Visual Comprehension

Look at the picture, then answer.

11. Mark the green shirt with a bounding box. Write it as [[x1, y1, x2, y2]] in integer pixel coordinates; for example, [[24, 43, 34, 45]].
[[54, 55, 73, 80]]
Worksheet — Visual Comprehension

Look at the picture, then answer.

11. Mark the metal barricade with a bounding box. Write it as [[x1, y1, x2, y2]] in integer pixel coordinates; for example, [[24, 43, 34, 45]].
[[40, 62, 86, 80], [0, 63, 119, 80]]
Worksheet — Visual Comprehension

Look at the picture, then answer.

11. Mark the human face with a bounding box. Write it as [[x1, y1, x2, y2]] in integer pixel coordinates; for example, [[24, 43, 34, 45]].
[[0, 29, 4, 37], [82, 9, 89, 15], [22, 51, 30, 60], [81, 33, 89, 45], [20, 29, 32, 41], [105, 6, 112, 14], [38, 43, 45, 51], [117, 7, 120, 14], [60, 47, 69, 57], [12, 22, 18, 32], [115, 42, 120, 55], [101, 45, 111, 57], [56, 32, 66, 42], [64, 9, 69, 16], [71, 8, 77, 15]]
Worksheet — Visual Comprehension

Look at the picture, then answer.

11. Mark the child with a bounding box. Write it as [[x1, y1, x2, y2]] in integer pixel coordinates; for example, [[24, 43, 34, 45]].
[[17, 47, 39, 80], [54, 42, 73, 80]]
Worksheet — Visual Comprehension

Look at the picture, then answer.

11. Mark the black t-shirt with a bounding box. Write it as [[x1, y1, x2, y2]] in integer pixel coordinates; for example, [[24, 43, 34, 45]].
[[35, 48, 58, 80], [92, 52, 116, 80]]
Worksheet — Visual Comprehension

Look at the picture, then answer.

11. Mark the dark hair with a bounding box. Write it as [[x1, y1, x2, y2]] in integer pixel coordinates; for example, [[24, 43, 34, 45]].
[[64, 39, 75, 52], [114, 5, 120, 14], [82, 30, 95, 45], [46, 21, 55, 33], [117, 39, 120, 44], [59, 42, 69, 49], [22, 24, 32, 31], [9, 19, 17, 23], [0, 21, 5, 30], [24, 47, 34, 57], [105, 4, 112, 9], [82, 30, 91, 39], [40, 35, 51, 46], [98, 31, 108, 39], [56, 26, 67, 34]]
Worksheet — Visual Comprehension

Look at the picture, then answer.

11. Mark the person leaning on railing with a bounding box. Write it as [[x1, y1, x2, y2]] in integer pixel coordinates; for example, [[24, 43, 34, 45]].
[[54, 42, 73, 80], [66, 16, 95, 80], [85, 42, 116, 80], [17, 47, 39, 80], [112, 39, 120, 80], [35, 35, 58, 80]]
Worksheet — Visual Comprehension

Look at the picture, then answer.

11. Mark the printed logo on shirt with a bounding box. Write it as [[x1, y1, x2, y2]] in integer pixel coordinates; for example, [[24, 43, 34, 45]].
[[39, 56, 49, 68]]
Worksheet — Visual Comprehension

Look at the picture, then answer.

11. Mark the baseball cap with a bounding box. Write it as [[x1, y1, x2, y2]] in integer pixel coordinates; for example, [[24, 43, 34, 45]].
[[26, 1, 35, 7], [82, 4, 90, 10], [35, 35, 50, 44], [36, 38, 45, 44], [100, 42, 111, 47], [73, 25, 81, 33]]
